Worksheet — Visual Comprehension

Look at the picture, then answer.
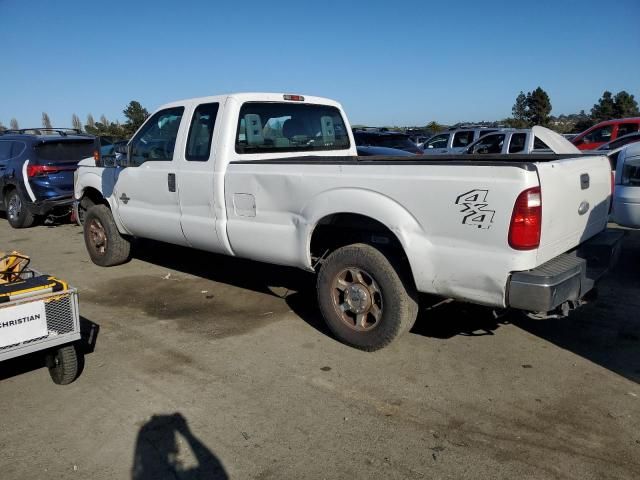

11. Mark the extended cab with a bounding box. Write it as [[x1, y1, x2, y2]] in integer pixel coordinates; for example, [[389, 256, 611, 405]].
[[75, 93, 623, 350]]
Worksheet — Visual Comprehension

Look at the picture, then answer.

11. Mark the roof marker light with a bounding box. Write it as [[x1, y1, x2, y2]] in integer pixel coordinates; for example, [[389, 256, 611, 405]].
[[283, 94, 304, 101]]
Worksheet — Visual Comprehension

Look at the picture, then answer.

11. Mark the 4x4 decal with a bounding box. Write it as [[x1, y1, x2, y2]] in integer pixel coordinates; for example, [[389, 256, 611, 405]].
[[455, 189, 495, 229]]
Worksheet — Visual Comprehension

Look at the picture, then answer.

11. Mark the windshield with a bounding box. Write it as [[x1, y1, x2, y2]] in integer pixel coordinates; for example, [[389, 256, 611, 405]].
[[35, 139, 95, 163], [235, 102, 350, 154]]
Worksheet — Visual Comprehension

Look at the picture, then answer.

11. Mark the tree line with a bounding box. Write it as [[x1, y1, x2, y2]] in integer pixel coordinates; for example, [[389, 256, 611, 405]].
[[0, 100, 150, 139], [507, 87, 638, 133]]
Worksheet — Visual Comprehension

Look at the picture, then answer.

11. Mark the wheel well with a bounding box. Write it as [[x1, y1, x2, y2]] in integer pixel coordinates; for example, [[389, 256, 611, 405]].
[[2, 184, 16, 198], [310, 213, 413, 276], [80, 187, 108, 209]]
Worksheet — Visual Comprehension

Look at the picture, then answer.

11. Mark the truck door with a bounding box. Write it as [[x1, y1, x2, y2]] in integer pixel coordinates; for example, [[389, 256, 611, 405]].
[[175, 102, 225, 253], [113, 106, 188, 246]]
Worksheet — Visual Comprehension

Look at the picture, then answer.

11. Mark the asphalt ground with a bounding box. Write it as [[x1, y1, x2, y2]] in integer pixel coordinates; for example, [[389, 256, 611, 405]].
[[0, 220, 638, 479]]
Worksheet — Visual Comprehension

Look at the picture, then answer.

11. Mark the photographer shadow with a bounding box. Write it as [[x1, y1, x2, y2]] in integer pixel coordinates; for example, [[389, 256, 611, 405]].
[[132, 413, 228, 480]]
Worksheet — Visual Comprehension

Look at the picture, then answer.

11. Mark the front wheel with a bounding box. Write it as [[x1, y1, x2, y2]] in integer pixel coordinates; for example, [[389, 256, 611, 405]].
[[316, 243, 418, 351], [5, 189, 35, 228], [83, 204, 131, 266]]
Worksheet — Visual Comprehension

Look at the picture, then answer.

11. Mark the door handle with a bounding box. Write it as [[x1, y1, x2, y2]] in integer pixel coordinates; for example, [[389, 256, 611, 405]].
[[120, 193, 130, 204], [168, 173, 176, 192]]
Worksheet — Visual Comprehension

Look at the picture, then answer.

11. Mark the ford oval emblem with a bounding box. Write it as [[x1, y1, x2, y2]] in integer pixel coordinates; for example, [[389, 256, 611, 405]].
[[578, 201, 590, 215]]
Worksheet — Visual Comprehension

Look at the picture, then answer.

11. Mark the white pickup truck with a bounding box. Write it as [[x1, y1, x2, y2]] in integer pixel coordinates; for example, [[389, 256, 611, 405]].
[[74, 93, 623, 350]]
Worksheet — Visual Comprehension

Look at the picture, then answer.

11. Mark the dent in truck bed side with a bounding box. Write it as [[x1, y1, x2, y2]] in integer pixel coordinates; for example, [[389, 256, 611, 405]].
[[224, 158, 541, 308]]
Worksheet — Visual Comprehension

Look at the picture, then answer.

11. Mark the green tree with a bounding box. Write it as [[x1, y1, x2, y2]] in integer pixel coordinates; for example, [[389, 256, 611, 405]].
[[10, 118, 19, 130], [42, 112, 52, 129], [613, 91, 639, 118], [425, 121, 444, 134], [511, 91, 529, 127], [591, 91, 616, 121], [123, 101, 149, 137], [72, 113, 83, 132], [525, 87, 552, 126]]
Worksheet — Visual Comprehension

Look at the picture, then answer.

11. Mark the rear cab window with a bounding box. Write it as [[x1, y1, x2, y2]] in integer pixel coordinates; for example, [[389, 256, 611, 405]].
[[35, 139, 95, 163], [533, 137, 552, 151], [235, 102, 350, 154]]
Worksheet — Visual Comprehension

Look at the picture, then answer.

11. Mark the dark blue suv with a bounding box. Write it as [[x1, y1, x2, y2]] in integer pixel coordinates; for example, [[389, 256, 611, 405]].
[[0, 129, 96, 228]]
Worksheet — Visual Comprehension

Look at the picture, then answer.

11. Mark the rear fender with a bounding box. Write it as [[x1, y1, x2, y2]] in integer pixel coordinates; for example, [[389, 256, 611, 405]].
[[301, 188, 434, 291]]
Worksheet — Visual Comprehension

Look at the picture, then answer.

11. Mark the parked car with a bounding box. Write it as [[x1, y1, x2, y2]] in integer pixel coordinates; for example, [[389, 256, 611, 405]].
[[422, 127, 499, 154], [353, 129, 423, 154], [464, 126, 580, 155], [357, 145, 416, 156], [572, 118, 640, 150], [612, 142, 640, 228], [0, 128, 96, 228], [75, 92, 621, 351]]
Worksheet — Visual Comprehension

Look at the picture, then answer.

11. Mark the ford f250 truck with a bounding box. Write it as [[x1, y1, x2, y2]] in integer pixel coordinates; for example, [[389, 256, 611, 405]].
[[74, 93, 623, 351]]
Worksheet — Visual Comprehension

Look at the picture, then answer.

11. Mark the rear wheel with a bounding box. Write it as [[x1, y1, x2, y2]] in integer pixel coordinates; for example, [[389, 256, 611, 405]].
[[317, 243, 418, 351], [5, 189, 35, 228], [83, 204, 131, 266]]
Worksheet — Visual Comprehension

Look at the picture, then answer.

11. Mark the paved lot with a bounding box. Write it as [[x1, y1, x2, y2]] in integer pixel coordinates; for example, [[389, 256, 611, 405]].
[[0, 221, 638, 479]]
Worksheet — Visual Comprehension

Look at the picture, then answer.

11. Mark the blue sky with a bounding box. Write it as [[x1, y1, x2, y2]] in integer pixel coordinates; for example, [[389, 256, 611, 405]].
[[1, 0, 638, 128]]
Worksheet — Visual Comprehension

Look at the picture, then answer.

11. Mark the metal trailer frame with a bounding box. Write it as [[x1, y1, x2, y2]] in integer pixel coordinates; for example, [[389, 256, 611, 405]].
[[0, 287, 80, 363]]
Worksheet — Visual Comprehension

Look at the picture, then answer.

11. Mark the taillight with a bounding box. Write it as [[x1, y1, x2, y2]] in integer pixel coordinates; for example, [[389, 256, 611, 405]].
[[26, 165, 60, 177], [93, 149, 100, 166], [509, 187, 542, 250], [609, 170, 615, 213]]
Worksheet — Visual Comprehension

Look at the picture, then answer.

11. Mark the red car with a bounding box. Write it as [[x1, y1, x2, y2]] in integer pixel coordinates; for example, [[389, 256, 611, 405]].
[[572, 118, 640, 150]]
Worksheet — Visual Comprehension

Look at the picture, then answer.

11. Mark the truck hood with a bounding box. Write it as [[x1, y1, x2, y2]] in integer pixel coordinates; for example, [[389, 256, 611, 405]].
[[532, 126, 581, 154]]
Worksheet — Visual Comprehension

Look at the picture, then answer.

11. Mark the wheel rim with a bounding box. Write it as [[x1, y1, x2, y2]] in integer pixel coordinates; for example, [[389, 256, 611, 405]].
[[7, 194, 21, 221], [331, 267, 383, 331], [87, 218, 108, 255]]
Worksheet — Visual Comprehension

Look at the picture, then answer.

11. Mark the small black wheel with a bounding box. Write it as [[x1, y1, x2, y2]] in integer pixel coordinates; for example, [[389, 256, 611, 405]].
[[47, 345, 79, 385], [83, 204, 131, 266], [5, 189, 35, 228], [317, 243, 418, 351]]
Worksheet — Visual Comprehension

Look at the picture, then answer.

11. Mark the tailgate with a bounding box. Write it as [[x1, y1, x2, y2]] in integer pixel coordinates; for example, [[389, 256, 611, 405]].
[[535, 155, 611, 264]]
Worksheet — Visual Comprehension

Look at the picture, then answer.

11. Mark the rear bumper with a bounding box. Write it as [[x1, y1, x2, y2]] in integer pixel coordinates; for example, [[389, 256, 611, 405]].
[[507, 229, 625, 312], [26, 196, 74, 216]]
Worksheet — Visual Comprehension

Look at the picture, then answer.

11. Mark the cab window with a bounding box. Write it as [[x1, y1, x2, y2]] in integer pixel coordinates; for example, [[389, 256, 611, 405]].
[[583, 125, 613, 144], [471, 134, 505, 154], [186, 103, 219, 161], [617, 123, 639, 137], [508, 133, 527, 153], [130, 107, 184, 165], [424, 133, 449, 149], [452, 131, 474, 148]]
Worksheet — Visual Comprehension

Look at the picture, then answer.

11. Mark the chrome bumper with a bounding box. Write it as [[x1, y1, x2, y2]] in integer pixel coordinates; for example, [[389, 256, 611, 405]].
[[507, 229, 625, 312]]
